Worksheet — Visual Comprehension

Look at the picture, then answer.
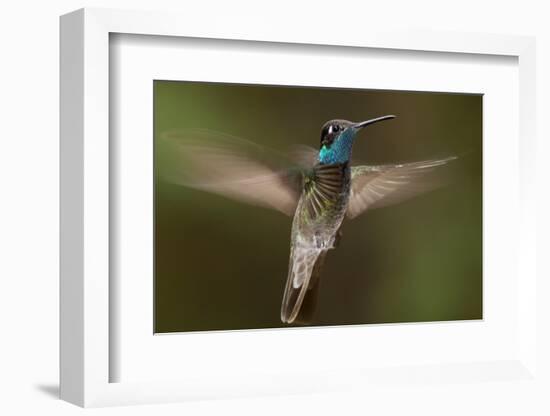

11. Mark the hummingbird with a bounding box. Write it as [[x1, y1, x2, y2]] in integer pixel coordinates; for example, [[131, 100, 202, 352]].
[[159, 115, 455, 324]]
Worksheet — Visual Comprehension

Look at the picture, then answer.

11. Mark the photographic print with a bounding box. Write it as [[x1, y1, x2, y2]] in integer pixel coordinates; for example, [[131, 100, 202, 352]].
[[154, 81, 482, 333]]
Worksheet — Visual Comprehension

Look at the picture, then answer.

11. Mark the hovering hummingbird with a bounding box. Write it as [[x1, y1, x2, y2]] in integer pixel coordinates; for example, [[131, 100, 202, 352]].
[[160, 115, 455, 324]]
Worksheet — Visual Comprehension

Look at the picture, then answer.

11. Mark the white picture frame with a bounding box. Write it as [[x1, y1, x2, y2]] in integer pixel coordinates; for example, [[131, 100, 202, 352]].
[[60, 7, 537, 407]]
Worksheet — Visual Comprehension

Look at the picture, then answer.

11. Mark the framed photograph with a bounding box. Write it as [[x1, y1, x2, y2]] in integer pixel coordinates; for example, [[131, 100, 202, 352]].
[[153, 81, 481, 332], [60, 8, 538, 407]]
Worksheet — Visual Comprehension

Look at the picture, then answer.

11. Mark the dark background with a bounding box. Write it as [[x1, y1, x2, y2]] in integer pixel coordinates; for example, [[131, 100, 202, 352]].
[[154, 80, 482, 333]]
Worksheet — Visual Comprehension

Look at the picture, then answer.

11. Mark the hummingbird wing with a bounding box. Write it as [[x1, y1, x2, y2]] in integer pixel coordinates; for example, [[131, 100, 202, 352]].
[[281, 245, 327, 324], [158, 129, 305, 216], [347, 156, 457, 219], [288, 144, 319, 167]]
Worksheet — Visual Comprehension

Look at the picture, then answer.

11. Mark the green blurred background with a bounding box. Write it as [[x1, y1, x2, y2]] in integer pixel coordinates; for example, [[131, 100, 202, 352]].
[[154, 80, 482, 333]]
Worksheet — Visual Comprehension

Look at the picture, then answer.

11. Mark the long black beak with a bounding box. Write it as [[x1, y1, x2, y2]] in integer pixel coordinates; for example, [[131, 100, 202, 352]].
[[353, 115, 396, 129]]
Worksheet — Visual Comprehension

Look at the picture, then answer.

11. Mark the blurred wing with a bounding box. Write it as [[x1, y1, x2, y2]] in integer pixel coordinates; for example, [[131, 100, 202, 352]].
[[347, 157, 457, 219], [158, 129, 304, 216], [288, 144, 318, 167], [281, 245, 327, 324]]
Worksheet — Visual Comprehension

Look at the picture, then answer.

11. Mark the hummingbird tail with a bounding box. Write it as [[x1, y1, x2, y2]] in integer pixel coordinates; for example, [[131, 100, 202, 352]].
[[281, 248, 327, 324]]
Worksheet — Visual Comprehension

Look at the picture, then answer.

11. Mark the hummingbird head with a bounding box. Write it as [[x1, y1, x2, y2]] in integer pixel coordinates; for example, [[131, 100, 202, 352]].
[[318, 115, 395, 164]]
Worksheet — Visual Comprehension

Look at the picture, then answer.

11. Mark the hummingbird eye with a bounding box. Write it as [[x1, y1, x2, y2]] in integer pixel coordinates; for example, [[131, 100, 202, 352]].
[[321, 122, 342, 146]]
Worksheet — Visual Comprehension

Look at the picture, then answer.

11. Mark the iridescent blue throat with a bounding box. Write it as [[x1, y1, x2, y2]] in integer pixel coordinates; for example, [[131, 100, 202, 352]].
[[318, 129, 355, 165]]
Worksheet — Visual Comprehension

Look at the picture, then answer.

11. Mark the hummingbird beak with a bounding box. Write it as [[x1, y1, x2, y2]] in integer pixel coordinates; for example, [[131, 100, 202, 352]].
[[353, 115, 396, 130]]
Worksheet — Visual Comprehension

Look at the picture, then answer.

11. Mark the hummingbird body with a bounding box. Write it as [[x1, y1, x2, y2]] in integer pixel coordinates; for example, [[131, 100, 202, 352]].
[[292, 119, 365, 248], [293, 162, 350, 248], [160, 115, 456, 326], [281, 162, 350, 323], [280, 117, 392, 323]]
